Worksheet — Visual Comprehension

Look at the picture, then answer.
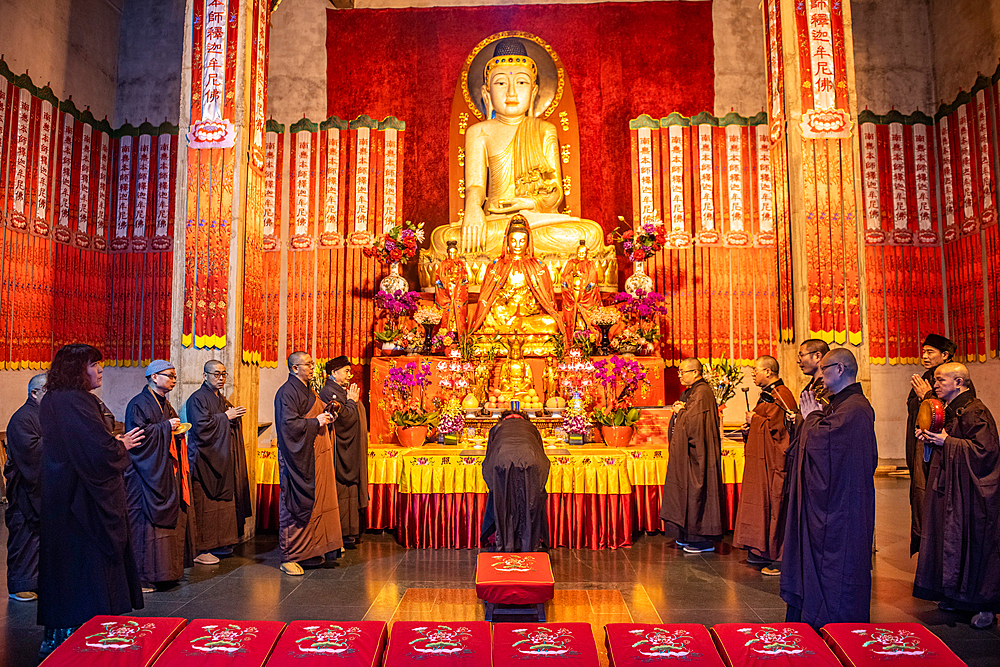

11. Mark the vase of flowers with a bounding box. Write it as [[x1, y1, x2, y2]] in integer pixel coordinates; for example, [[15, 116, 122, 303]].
[[438, 398, 465, 445], [364, 221, 425, 293], [414, 304, 443, 354], [591, 354, 650, 447], [609, 216, 666, 296], [374, 289, 420, 353], [591, 306, 621, 355], [383, 359, 438, 445], [611, 290, 667, 353], [704, 357, 744, 407], [562, 394, 589, 445]]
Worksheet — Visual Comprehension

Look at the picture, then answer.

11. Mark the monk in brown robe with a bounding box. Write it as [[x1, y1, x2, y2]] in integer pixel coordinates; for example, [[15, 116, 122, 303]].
[[274, 351, 343, 576], [734, 355, 797, 574], [434, 239, 470, 337]]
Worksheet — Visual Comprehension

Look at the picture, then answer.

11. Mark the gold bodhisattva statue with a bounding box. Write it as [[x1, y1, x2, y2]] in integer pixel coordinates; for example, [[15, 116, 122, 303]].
[[496, 335, 535, 402], [560, 239, 600, 340]]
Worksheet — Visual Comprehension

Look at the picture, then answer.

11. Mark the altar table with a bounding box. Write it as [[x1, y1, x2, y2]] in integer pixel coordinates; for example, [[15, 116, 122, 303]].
[[256, 439, 745, 550]]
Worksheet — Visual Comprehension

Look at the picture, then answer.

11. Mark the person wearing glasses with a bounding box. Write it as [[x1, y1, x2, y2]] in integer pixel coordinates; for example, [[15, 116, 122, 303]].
[[659, 358, 724, 554], [274, 351, 343, 575], [185, 360, 252, 566], [780, 348, 877, 629], [124, 359, 194, 593], [913, 362, 998, 630]]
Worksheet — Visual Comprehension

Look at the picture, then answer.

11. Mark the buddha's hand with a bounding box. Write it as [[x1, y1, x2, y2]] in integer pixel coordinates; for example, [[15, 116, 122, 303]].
[[487, 197, 536, 215], [461, 207, 487, 253]]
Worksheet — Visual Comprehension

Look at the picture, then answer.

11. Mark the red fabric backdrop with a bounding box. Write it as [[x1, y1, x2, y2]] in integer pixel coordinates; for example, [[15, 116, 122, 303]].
[[326, 3, 714, 228]]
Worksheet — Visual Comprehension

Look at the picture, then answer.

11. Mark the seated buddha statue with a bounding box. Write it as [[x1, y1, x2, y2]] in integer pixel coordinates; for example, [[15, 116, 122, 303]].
[[496, 335, 535, 402], [430, 37, 608, 257], [469, 215, 564, 338]]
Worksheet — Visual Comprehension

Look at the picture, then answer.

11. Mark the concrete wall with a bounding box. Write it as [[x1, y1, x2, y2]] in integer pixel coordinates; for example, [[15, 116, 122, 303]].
[[114, 0, 186, 127], [712, 0, 766, 118], [267, 0, 329, 125], [929, 0, 1000, 105], [0, 0, 123, 122]]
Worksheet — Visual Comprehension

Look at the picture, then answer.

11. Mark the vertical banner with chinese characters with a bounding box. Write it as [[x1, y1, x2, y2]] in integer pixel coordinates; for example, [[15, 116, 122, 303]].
[[794, 0, 851, 138], [288, 121, 317, 356], [260, 122, 283, 367]]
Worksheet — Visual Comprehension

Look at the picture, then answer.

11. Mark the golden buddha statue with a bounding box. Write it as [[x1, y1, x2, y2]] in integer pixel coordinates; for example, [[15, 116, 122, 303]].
[[434, 240, 470, 336], [542, 355, 560, 403], [496, 335, 534, 402], [429, 37, 608, 258], [469, 215, 563, 338], [560, 239, 600, 339]]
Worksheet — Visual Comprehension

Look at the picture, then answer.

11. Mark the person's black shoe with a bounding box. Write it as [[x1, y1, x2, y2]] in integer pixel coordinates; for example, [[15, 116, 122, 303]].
[[324, 550, 342, 561], [343, 536, 358, 550], [938, 599, 958, 612], [300, 555, 325, 568], [746, 552, 771, 565]]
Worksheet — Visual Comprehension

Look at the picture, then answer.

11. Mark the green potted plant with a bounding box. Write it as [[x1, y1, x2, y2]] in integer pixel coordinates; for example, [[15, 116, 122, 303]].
[[591, 354, 649, 447]]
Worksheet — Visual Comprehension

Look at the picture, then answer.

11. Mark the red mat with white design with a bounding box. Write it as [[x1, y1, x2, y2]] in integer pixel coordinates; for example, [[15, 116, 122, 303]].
[[605, 623, 725, 667], [41, 616, 186, 667], [265, 621, 387, 667], [821, 623, 966, 666], [152, 619, 285, 667], [710, 623, 841, 666], [475, 552, 555, 605], [384, 621, 492, 667], [492, 623, 598, 667]]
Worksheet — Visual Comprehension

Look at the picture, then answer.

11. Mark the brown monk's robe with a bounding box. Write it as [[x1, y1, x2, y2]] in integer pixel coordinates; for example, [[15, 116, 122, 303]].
[[274, 374, 343, 562], [734, 379, 797, 561], [125, 387, 195, 583], [913, 390, 1000, 611], [319, 378, 369, 541], [660, 378, 724, 540]]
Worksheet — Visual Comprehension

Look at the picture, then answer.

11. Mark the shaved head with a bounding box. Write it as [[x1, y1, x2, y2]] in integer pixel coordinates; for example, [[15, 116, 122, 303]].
[[823, 348, 858, 376], [680, 357, 703, 375], [801, 339, 831, 356], [204, 359, 225, 373], [756, 355, 779, 375], [287, 351, 310, 372], [937, 362, 970, 385], [28, 373, 47, 394]]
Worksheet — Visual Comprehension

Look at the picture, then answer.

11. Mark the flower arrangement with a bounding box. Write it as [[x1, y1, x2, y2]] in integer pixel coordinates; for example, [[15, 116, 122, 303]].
[[363, 220, 424, 265], [607, 218, 666, 261], [383, 360, 438, 429], [374, 290, 420, 343], [704, 357, 744, 406], [591, 354, 649, 427], [438, 398, 465, 435], [591, 306, 621, 327], [414, 304, 443, 326], [571, 329, 598, 358], [430, 330, 458, 350], [558, 348, 596, 405], [611, 330, 652, 355], [611, 290, 667, 327], [391, 326, 423, 352], [562, 396, 590, 435], [435, 351, 473, 398]]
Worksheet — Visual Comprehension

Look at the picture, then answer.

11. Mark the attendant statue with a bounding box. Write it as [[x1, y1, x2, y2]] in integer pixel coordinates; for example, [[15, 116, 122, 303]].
[[497, 336, 535, 402], [559, 239, 600, 340], [434, 240, 470, 337], [469, 215, 563, 338], [542, 356, 560, 403], [430, 37, 606, 256]]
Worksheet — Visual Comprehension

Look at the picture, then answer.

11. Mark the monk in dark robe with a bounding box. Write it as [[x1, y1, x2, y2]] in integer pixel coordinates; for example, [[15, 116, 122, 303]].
[[274, 351, 343, 576], [905, 334, 974, 556], [660, 357, 724, 553], [185, 360, 252, 565], [781, 348, 877, 630], [481, 410, 550, 552], [734, 356, 797, 573], [124, 359, 195, 591], [914, 362, 999, 629], [37, 344, 145, 659], [4, 373, 46, 601], [319, 356, 369, 549]]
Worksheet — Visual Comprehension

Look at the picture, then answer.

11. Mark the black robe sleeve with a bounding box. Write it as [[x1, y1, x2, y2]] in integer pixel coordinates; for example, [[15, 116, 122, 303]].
[[186, 385, 235, 501], [274, 375, 320, 526], [327, 380, 368, 502], [4, 399, 43, 525], [125, 387, 181, 529]]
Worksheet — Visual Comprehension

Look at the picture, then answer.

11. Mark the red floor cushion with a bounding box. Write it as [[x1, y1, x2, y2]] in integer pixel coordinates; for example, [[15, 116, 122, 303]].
[[42, 616, 186, 667], [264, 621, 387, 667], [605, 623, 725, 666], [384, 621, 492, 667], [153, 619, 285, 667], [475, 553, 555, 605], [710, 623, 841, 666], [492, 623, 598, 666], [821, 623, 967, 666]]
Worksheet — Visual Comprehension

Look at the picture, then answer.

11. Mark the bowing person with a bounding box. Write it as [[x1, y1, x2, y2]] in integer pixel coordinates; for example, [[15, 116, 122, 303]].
[[781, 348, 877, 629], [734, 356, 797, 575], [660, 358, 724, 554], [481, 410, 551, 552], [274, 351, 343, 575], [125, 360, 195, 592], [4, 373, 46, 602], [319, 357, 369, 549], [185, 360, 252, 565], [37, 345, 144, 659], [914, 363, 999, 629]]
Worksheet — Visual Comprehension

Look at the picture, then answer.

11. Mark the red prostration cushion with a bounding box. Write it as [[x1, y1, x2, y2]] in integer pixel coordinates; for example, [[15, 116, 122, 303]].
[[474, 553, 555, 605], [384, 621, 492, 667], [604, 623, 725, 667], [153, 619, 285, 667], [821, 623, 967, 666], [710, 623, 841, 667], [264, 621, 387, 667], [491, 623, 598, 667], [42, 616, 186, 667]]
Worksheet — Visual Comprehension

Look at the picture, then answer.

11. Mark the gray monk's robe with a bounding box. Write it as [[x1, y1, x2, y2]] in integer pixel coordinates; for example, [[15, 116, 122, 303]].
[[274, 374, 343, 562], [914, 390, 1000, 610], [186, 383, 253, 551], [780, 383, 877, 629], [125, 387, 195, 583], [660, 378, 724, 539], [4, 396, 42, 593], [481, 415, 551, 552], [319, 379, 370, 540]]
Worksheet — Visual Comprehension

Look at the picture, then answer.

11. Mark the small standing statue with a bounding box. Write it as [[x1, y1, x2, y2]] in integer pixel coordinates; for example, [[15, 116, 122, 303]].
[[560, 239, 601, 343], [542, 356, 561, 404], [434, 239, 470, 337]]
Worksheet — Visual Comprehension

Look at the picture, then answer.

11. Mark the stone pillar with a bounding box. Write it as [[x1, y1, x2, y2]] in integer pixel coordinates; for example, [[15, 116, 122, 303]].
[[766, 0, 870, 390], [172, 0, 272, 538]]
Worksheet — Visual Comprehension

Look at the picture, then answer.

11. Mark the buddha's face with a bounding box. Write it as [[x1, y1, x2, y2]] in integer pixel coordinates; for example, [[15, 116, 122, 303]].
[[508, 230, 528, 256], [447, 244, 458, 259], [484, 65, 537, 119], [576, 243, 588, 261]]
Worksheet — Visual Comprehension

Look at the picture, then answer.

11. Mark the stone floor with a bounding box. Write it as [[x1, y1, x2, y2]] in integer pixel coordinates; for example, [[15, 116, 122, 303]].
[[1, 476, 998, 666]]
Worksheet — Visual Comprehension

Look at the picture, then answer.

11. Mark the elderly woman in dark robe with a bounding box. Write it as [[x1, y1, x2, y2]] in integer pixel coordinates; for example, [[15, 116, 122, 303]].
[[37, 344, 144, 659], [481, 410, 551, 552]]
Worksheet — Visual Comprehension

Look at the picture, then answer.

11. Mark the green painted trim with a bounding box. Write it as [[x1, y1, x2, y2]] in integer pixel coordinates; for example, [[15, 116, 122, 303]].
[[857, 110, 881, 125], [157, 120, 179, 136], [628, 114, 660, 130], [113, 122, 140, 139], [349, 114, 379, 130], [937, 89, 974, 120], [747, 111, 767, 126], [689, 111, 719, 126], [34, 85, 59, 107], [882, 109, 906, 125], [378, 116, 406, 131], [136, 120, 159, 135], [972, 74, 992, 96], [265, 119, 285, 133], [290, 117, 319, 133], [660, 112, 690, 127], [718, 111, 749, 126], [907, 110, 934, 126], [320, 116, 350, 131], [58, 98, 84, 122]]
